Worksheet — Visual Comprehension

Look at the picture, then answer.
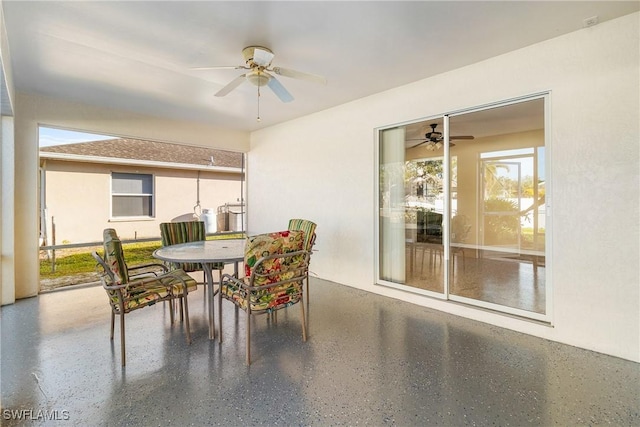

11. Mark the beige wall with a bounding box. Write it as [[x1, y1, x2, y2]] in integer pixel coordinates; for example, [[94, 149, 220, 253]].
[[42, 160, 241, 243], [248, 14, 640, 361]]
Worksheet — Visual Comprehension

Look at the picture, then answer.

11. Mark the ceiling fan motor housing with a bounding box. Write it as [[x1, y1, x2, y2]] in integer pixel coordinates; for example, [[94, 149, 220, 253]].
[[242, 46, 273, 67]]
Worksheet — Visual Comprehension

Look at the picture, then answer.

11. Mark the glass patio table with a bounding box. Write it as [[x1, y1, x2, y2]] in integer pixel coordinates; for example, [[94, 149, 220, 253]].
[[153, 239, 245, 340]]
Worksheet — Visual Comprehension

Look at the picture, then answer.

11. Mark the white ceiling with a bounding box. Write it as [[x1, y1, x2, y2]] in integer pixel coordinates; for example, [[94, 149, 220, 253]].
[[3, 1, 638, 133]]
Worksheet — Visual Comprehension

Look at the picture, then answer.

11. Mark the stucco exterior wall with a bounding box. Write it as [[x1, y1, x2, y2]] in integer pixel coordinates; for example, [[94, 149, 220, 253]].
[[41, 160, 241, 244], [10, 93, 249, 299], [248, 14, 640, 361]]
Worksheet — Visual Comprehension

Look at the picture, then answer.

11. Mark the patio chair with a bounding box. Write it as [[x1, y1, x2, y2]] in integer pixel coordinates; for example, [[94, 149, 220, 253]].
[[92, 228, 197, 366], [219, 230, 310, 365], [451, 214, 471, 273], [160, 221, 206, 272], [160, 221, 225, 297], [287, 219, 317, 304]]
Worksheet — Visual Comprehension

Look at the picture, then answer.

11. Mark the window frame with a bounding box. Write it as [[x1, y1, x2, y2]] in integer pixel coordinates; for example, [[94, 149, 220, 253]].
[[110, 171, 155, 220]]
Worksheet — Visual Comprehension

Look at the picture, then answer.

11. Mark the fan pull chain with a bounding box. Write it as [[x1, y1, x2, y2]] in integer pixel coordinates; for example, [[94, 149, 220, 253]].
[[257, 85, 261, 122]]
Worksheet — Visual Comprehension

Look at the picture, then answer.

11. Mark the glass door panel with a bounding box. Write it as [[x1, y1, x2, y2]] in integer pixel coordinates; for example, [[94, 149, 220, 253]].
[[448, 98, 547, 315], [405, 158, 445, 293], [377, 95, 548, 320], [378, 122, 446, 294]]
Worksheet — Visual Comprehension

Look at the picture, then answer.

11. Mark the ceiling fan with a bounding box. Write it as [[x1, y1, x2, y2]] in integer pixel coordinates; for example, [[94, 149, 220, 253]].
[[407, 123, 474, 150], [193, 46, 327, 104]]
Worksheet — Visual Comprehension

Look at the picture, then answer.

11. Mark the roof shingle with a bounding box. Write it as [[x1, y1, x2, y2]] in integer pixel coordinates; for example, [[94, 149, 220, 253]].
[[40, 138, 243, 168]]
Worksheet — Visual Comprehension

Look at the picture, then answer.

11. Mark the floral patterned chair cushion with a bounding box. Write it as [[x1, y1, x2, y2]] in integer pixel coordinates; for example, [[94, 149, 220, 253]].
[[117, 272, 198, 311], [102, 228, 197, 306], [222, 230, 306, 312], [103, 228, 130, 284], [244, 230, 305, 280]]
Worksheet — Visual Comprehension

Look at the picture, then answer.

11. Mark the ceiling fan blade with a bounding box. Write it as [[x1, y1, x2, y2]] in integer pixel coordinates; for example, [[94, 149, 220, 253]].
[[272, 67, 327, 85], [253, 48, 275, 67], [266, 75, 294, 103], [450, 135, 475, 140], [214, 74, 247, 97], [191, 65, 248, 71], [408, 141, 429, 149]]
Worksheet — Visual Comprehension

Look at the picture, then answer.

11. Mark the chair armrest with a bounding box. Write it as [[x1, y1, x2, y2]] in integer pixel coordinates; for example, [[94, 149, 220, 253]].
[[224, 250, 310, 292], [92, 251, 125, 288], [127, 262, 169, 277], [119, 270, 194, 306]]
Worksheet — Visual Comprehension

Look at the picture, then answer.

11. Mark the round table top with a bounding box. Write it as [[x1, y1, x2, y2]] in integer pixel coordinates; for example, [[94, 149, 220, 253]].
[[153, 239, 245, 264]]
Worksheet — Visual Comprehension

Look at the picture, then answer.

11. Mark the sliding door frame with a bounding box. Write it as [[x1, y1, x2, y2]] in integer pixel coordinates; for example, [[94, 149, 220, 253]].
[[375, 92, 552, 323]]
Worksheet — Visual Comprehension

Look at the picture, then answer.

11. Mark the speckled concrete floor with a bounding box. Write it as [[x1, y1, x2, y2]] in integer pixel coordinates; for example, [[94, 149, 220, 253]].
[[1, 278, 638, 426]]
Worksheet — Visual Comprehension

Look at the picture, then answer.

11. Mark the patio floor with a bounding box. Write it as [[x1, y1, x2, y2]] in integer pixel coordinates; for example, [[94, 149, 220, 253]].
[[1, 278, 638, 426]]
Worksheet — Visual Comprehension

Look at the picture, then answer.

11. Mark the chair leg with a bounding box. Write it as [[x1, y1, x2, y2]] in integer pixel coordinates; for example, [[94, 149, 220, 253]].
[[300, 297, 307, 342], [110, 311, 115, 340], [246, 310, 251, 365], [183, 296, 192, 344], [120, 313, 126, 367], [461, 249, 466, 270], [306, 275, 310, 307], [218, 279, 223, 343], [451, 251, 456, 275]]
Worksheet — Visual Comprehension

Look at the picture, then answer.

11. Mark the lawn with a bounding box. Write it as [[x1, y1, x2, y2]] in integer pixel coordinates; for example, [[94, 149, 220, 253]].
[[39, 233, 244, 292]]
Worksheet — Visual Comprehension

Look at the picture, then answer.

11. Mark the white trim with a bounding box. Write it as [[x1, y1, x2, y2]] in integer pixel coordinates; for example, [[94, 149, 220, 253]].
[[443, 114, 451, 298], [38, 152, 243, 174], [449, 294, 550, 323]]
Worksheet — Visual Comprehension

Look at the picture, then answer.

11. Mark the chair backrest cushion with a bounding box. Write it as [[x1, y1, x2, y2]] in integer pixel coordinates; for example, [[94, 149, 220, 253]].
[[451, 215, 471, 243], [184, 220, 206, 242], [287, 219, 317, 251], [160, 221, 205, 246], [244, 230, 305, 286], [103, 228, 129, 284], [160, 221, 206, 272]]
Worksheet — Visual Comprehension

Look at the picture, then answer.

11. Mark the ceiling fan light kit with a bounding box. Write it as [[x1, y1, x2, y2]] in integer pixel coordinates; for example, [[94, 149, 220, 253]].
[[246, 70, 270, 87], [195, 45, 326, 122]]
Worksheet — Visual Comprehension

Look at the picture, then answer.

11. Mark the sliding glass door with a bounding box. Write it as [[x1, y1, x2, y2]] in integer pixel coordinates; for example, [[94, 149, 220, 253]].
[[377, 95, 549, 320]]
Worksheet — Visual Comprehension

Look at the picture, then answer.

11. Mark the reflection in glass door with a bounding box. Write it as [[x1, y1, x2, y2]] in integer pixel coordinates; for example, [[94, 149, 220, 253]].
[[378, 95, 549, 320], [378, 124, 447, 295], [448, 98, 547, 318], [405, 157, 445, 293], [481, 160, 523, 249]]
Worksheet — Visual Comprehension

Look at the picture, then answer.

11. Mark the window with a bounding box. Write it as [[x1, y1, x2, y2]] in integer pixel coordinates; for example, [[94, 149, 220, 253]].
[[111, 172, 154, 218]]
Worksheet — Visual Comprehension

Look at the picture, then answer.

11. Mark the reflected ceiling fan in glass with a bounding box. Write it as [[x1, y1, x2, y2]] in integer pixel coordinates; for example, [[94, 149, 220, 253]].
[[407, 123, 474, 150]]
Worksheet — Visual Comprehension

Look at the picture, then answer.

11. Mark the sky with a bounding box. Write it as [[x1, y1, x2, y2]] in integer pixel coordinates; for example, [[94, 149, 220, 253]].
[[39, 127, 113, 147]]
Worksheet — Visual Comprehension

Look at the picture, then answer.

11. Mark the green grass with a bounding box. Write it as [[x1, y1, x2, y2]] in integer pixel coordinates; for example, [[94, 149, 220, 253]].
[[40, 233, 245, 280], [40, 241, 162, 279]]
